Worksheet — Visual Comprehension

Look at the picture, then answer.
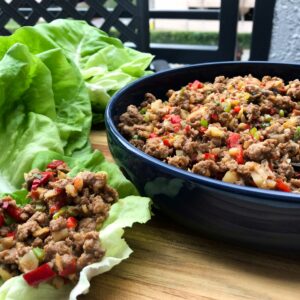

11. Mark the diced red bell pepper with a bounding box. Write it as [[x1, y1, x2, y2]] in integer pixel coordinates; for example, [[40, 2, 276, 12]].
[[235, 146, 244, 164], [6, 231, 15, 238], [5, 205, 22, 222], [59, 258, 77, 277], [226, 132, 241, 148], [163, 139, 171, 147], [278, 87, 286, 94], [210, 113, 219, 121], [170, 114, 181, 124], [188, 80, 203, 90], [199, 126, 207, 134], [23, 263, 56, 286], [149, 133, 157, 139], [30, 189, 40, 200], [66, 217, 78, 229], [49, 200, 64, 215], [31, 172, 54, 190], [233, 106, 241, 113], [276, 179, 291, 192], [184, 125, 191, 133], [47, 160, 65, 169], [173, 123, 181, 132], [0, 214, 4, 227], [203, 153, 217, 160]]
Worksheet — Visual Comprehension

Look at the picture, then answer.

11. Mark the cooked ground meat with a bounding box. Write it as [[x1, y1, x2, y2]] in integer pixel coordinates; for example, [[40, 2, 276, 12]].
[[119, 74, 300, 193], [0, 160, 118, 287]]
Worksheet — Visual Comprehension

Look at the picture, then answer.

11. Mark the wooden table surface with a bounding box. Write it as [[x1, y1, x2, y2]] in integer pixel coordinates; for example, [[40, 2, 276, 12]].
[[80, 130, 300, 300]]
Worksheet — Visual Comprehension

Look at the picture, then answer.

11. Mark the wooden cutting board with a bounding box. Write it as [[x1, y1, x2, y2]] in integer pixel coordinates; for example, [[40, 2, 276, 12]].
[[79, 130, 300, 300]]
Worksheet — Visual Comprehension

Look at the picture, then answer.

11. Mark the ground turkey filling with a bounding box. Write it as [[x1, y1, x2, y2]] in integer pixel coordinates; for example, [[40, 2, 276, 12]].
[[0, 160, 118, 287], [118, 75, 300, 193]]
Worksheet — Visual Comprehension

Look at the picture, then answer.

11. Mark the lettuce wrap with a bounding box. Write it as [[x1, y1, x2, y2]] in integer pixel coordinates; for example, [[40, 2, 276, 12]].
[[0, 19, 154, 123], [0, 151, 151, 299], [0, 31, 151, 299]]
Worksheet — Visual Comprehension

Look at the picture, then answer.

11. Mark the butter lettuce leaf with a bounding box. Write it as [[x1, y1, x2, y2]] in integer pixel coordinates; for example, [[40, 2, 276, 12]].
[[0, 41, 91, 192], [0, 44, 64, 192], [0, 19, 153, 123]]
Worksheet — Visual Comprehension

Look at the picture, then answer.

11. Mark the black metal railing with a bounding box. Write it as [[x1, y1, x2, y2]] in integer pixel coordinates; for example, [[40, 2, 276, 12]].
[[0, 0, 276, 63]]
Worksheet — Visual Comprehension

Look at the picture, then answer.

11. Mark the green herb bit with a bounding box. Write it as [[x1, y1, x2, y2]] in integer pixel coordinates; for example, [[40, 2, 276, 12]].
[[200, 119, 208, 127], [250, 127, 257, 136], [179, 87, 186, 97], [264, 114, 272, 122], [223, 102, 231, 113], [261, 122, 270, 129], [279, 109, 285, 117], [253, 131, 261, 140], [53, 206, 67, 220], [132, 135, 140, 140], [294, 126, 300, 141], [139, 107, 147, 115], [33, 247, 45, 262]]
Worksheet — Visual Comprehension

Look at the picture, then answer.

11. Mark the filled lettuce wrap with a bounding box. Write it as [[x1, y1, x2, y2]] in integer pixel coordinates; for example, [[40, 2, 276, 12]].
[[0, 152, 151, 299], [0, 31, 151, 299]]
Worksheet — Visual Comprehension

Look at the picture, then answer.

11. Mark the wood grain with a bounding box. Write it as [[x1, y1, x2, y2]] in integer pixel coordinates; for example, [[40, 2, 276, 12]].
[[81, 130, 300, 300]]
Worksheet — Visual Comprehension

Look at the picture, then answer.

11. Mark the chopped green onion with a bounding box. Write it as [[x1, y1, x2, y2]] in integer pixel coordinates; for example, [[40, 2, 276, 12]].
[[53, 207, 67, 220], [179, 87, 186, 97], [294, 126, 300, 141], [132, 135, 139, 140], [264, 114, 272, 122], [279, 109, 285, 117], [223, 102, 231, 113], [253, 131, 261, 140], [32, 247, 45, 262], [250, 127, 260, 140], [139, 107, 147, 114], [261, 122, 270, 129], [250, 127, 257, 136], [200, 119, 208, 127]]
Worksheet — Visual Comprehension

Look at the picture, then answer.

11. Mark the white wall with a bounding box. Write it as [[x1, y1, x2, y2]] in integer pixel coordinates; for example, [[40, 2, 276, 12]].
[[269, 0, 300, 62]]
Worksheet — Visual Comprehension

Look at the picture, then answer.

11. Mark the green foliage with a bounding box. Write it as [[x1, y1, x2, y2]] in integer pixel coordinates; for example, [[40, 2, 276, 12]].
[[150, 31, 251, 49]]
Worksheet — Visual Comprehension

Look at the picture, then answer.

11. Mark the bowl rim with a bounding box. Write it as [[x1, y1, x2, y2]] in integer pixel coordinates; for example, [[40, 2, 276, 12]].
[[105, 60, 300, 203]]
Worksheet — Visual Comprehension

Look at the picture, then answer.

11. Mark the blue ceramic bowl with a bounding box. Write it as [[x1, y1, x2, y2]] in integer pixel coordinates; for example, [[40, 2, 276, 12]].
[[105, 61, 300, 251]]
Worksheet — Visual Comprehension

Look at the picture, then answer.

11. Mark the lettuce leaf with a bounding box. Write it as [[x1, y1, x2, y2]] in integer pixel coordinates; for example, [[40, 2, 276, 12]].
[[0, 41, 91, 192], [0, 42, 92, 156], [0, 19, 154, 123], [0, 44, 64, 192]]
